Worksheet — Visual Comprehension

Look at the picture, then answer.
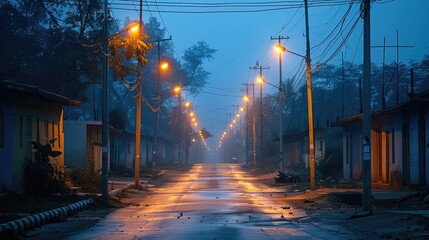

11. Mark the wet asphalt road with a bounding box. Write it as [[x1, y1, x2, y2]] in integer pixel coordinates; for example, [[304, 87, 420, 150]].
[[36, 164, 344, 239]]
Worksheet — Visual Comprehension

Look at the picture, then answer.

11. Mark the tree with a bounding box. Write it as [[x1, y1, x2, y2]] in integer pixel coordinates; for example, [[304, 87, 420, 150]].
[[182, 41, 216, 95], [109, 107, 127, 130], [108, 30, 152, 81]]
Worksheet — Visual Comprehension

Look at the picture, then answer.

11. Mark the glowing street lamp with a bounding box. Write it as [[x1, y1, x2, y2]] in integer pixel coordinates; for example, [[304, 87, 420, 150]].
[[274, 44, 286, 54], [152, 59, 170, 176], [189, 112, 194, 117], [243, 95, 250, 102], [174, 86, 181, 94], [273, 44, 286, 171], [174, 85, 182, 164], [160, 61, 169, 70], [185, 101, 190, 108]]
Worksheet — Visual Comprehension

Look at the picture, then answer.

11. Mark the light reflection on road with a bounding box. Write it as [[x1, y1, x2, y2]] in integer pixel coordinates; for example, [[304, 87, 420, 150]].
[[68, 164, 342, 240]]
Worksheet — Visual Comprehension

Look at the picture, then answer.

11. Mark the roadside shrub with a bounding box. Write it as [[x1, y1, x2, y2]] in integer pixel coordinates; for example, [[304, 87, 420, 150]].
[[24, 139, 65, 195], [316, 147, 342, 180], [67, 168, 101, 193]]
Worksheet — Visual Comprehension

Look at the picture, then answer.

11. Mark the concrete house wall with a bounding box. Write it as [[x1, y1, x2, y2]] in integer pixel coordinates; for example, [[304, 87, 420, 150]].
[[64, 121, 102, 173], [342, 120, 362, 182], [426, 107, 429, 185], [0, 83, 67, 192], [109, 129, 174, 171], [64, 121, 87, 169], [337, 91, 429, 187]]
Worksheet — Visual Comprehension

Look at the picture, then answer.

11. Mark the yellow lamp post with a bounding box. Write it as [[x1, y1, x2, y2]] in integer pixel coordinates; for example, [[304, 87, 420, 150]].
[[174, 86, 182, 164]]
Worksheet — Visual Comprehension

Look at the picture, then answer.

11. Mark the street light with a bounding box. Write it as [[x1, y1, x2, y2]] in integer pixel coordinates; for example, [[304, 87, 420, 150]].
[[275, 44, 286, 54], [101, 22, 142, 199], [160, 61, 169, 70], [152, 60, 170, 176], [174, 85, 182, 164], [185, 101, 190, 108], [276, 43, 315, 190], [275, 43, 285, 171]]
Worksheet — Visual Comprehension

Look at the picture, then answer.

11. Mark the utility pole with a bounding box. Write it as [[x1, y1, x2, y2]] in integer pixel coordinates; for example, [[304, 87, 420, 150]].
[[152, 36, 172, 176], [101, 0, 109, 200], [270, 36, 288, 170], [178, 91, 182, 164], [134, 0, 143, 187], [410, 68, 415, 100], [371, 34, 413, 107], [250, 61, 269, 162], [252, 83, 256, 167], [245, 83, 249, 165], [362, 0, 372, 211], [304, 0, 316, 190], [396, 30, 399, 105], [341, 52, 344, 119]]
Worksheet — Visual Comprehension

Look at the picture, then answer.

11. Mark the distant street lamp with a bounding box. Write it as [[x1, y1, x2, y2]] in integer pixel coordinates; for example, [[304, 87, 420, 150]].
[[151, 60, 169, 176], [174, 86, 182, 164], [275, 43, 285, 170]]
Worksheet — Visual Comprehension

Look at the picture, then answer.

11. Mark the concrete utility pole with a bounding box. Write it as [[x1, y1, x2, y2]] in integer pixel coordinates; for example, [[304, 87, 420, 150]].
[[152, 36, 172, 176], [304, 0, 316, 191], [371, 33, 413, 107], [270, 36, 288, 170], [134, 0, 143, 187], [245, 83, 249, 165], [362, 0, 372, 211], [250, 62, 269, 162], [178, 91, 182, 164], [252, 83, 256, 167], [341, 52, 344, 119], [101, 0, 109, 200]]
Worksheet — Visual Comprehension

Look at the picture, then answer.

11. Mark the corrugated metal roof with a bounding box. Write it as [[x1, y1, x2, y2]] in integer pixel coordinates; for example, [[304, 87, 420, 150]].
[[0, 80, 80, 106]]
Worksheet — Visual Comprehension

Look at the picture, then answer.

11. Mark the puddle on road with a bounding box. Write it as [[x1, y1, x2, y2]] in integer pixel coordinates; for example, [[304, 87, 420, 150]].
[[189, 191, 240, 199]]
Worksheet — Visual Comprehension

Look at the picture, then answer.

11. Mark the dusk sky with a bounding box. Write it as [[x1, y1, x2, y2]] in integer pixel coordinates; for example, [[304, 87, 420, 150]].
[[113, 0, 429, 151]]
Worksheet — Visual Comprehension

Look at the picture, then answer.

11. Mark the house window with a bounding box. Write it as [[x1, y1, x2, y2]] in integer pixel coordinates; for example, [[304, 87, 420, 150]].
[[319, 140, 323, 152], [0, 111, 4, 148]]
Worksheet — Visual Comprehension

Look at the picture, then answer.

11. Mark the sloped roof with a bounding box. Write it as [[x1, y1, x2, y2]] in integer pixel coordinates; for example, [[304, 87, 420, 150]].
[[332, 88, 429, 127], [0, 80, 80, 106]]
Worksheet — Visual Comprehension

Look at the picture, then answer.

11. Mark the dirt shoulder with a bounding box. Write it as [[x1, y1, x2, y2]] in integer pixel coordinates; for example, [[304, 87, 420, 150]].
[[248, 166, 429, 239]]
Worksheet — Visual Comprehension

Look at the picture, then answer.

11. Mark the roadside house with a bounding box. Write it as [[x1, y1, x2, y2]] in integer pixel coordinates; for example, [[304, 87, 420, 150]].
[[334, 90, 429, 187], [109, 128, 174, 172], [64, 121, 102, 174], [0, 81, 78, 192], [283, 128, 341, 169]]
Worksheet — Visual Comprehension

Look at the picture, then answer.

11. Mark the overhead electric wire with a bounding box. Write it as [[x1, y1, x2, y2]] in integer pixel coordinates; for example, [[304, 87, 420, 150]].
[[96, 0, 389, 14]]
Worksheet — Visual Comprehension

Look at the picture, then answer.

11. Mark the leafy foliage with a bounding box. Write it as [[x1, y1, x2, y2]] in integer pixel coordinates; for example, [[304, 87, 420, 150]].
[[24, 138, 65, 196], [199, 128, 212, 139], [108, 31, 152, 81], [182, 41, 216, 95], [109, 106, 127, 130]]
